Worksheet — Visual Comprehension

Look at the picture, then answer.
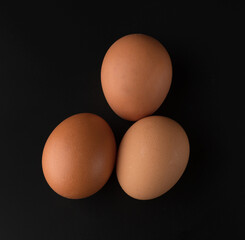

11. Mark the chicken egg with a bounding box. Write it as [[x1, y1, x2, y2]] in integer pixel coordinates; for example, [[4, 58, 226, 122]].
[[116, 116, 190, 200], [101, 34, 172, 121], [42, 113, 116, 199]]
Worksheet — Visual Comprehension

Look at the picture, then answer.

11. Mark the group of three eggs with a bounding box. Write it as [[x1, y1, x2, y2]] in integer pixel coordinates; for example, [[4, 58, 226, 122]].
[[42, 34, 190, 201]]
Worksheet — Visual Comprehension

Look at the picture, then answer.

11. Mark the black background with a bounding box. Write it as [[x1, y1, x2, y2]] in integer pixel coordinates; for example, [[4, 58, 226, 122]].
[[0, 2, 245, 239]]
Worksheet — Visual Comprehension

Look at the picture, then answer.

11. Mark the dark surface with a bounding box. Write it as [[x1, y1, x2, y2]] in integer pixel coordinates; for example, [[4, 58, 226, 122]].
[[0, 3, 244, 240]]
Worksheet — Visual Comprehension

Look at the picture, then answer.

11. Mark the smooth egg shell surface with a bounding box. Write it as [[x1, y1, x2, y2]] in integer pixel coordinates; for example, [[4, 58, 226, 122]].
[[101, 34, 172, 121], [42, 113, 116, 199], [116, 116, 190, 200]]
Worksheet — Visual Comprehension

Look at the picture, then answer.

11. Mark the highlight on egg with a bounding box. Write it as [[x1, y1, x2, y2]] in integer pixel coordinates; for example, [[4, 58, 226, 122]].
[[42, 113, 116, 199], [116, 115, 190, 200], [101, 33, 172, 121]]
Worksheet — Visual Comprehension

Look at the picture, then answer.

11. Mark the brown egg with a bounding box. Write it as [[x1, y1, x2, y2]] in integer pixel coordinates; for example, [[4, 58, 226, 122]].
[[116, 116, 190, 200], [42, 113, 116, 199], [101, 34, 172, 121]]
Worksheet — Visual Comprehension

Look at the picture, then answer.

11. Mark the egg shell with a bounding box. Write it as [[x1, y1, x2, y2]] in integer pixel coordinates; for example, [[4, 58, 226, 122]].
[[101, 34, 172, 121], [42, 113, 116, 199], [116, 116, 190, 200]]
